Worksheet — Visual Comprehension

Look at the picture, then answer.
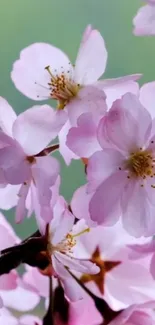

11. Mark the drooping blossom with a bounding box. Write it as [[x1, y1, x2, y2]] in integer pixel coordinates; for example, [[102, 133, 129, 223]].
[[0, 212, 40, 311], [109, 301, 155, 325], [64, 216, 154, 311], [82, 92, 155, 237], [133, 0, 155, 36], [36, 196, 100, 301], [24, 266, 102, 325], [0, 97, 66, 223], [11, 25, 141, 164]]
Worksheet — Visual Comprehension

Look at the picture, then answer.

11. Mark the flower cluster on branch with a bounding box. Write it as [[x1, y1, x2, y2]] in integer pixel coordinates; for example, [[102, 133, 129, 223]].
[[1, 7, 155, 324]]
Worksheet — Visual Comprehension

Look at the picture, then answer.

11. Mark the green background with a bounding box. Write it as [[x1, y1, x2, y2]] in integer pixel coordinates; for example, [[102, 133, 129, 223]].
[[0, 0, 153, 238]]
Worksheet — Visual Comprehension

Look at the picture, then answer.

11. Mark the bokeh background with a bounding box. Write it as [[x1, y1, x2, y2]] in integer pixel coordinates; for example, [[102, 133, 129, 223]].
[[0, 0, 153, 238]]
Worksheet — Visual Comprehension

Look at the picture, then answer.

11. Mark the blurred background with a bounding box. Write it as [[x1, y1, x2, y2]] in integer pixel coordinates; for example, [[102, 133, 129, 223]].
[[0, 0, 153, 238]]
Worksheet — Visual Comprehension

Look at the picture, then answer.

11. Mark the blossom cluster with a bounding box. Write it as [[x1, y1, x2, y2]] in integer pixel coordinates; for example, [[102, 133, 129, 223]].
[[1, 8, 155, 325]]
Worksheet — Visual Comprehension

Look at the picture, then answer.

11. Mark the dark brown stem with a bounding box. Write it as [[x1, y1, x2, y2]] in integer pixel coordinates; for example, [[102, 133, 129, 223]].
[[43, 276, 54, 325], [35, 144, 59, 157]]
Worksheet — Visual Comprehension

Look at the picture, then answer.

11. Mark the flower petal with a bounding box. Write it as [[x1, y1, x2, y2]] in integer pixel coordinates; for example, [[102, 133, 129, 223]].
[[50, 203, 75, 245], [89, 171, 127, 225], [13, 105, 67, 155], [15, 182, 30, 223], [32, 156, 59, 222], [66, 113, 102, 158], [96, 76, 140, 108], [0, 97, 16, 137], [74, 29, 107, 84], [67, 85, 107, 126], [87, 149, 124, 192], [54, 251, 99, 274], [11, 43, 72, 100], [122, 180, 155, 237], [133, 4, 155, 36], [71, 185, 96, 226], [0, 185, 20, 210], [140, 81, 155, 119], [98, 93, 152, 153], [59, 121, 79, 165]]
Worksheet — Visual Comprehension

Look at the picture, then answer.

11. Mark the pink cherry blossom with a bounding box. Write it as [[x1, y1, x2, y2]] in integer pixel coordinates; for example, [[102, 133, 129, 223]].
[[86, 92, 155, 237], [66, 218, 154, 311], [133, 0, 155, 36], [11, 26, 141, 165], [0, 97, 66, 223], [37, 196, 100, 301]]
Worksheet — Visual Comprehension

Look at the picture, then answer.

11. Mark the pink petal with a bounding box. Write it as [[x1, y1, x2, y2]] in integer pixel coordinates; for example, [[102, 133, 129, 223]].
[[11, 42, 72, 100], [13, 105, 67, 155], [80, 25, 93, 45], [54, 251, 99, 274], [140, 81, 155, 119], [150, 253, 155, 279], [89, 171, 127, 225], [71, 185, 96, 226], [0, 184, 20, 210], [98, 77, 140, 109], [67, 85, 107, 126], [74, 29, 107, 84], [133, 4, 155, 36], [66, 113, 102, 158], [32, 156, 59, 222], [50, 203, 75, 245], [0, 272, 18, 290], [59, 121, 79, 165], [52, 256, 84, 301], [15, 182, 30, 223], [122, 180, 155, 237], [23, 267, 48, 298], [0, 225, 18, 250], [0, 286, 40, 311], [87, 149, 124, 192], [0, 97, 16, 137], [98, 93, 151, 153]]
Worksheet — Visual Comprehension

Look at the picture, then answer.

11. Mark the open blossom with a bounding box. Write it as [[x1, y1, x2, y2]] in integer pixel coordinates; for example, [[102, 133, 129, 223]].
[[0, 97, 66, 223], [64, 217, 154, 311], [83, 92, 155, 237], [133, 0, 155, 36], [38, 196, 99, 301], [11, 25, 141, 164]]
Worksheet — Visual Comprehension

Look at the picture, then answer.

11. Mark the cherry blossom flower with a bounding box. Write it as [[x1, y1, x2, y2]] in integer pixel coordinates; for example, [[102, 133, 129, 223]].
[[64, 218, 154, 311], [109, 301, 155, 325], [0, 97, 66, 223], [11, 25, 141, 164], [37, 196, 100, 301], [133, 0, 155, 36], [85, 92, 155, 237]]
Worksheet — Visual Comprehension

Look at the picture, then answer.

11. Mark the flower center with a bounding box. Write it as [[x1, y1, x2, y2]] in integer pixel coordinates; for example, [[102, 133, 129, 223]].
[[45, 65, 80, 109], [49, 228, 90, 255], [125, 149, 155, 187]]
